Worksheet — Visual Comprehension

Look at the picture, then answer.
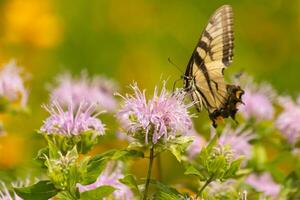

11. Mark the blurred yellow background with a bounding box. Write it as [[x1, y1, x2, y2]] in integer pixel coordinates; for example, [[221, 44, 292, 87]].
[[0, 0, 300, 182]]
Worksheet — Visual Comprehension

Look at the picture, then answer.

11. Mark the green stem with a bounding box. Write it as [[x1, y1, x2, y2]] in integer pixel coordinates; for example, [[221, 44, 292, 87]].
[[196, 177, 213, 199], [143, 146, 155, 200], [156, 154, 162, 181]]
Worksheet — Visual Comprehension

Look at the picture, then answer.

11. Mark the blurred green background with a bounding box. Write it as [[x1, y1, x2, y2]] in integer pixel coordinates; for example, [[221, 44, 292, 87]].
[[0, 0, 299, 184]]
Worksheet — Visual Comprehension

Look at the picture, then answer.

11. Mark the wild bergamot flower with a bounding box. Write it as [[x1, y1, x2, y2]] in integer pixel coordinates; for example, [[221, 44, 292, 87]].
[[40, 101, 105, 136], [276, 96, 300, 144], [117, 82, 193, 144], [49, 72, 118, 112], [236, 74, 275, 121], [0, 60, 28, 107], [246, 173, 280, 198]]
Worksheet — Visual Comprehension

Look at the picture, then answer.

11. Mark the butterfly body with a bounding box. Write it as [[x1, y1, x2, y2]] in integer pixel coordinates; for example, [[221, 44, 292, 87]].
[[184, 5, 244, 127]]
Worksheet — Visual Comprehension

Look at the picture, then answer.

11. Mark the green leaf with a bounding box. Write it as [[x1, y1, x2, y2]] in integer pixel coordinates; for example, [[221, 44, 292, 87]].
[[184, 165, 202, 177], [150, 180, 181, 196], [34, 147, 49, 168], [169, 145, 182, 162], [167, 136, 193, 162], [80, 186, 115, 200], [112, 149, 144, 160], [223, 157, 243, 179], [153, 191, 181, 200], [150, 180, 190, 200], [81, 150, 116, 185], [119, 174, 140, 195], [209, 155, 226, 175], [14, 180, 59, 200], [46, 136, 60, 159]]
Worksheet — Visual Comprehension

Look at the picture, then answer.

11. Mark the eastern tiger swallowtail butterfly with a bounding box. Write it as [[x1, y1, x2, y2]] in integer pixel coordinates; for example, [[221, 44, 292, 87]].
[[183, 5, 244, 127]]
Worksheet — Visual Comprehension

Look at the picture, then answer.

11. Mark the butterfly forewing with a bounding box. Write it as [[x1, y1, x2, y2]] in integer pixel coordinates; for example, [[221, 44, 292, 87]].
[[185, 5, 234, 112]]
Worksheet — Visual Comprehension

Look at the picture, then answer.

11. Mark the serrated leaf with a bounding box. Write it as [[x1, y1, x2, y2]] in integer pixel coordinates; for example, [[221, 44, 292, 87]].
[[14, 180, 59, 200], [80, 186, 115, 200]]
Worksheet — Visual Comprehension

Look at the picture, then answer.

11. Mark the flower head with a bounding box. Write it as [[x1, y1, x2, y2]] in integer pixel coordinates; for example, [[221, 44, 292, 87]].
[[40, 101, 105, 136], [77, 161, 133, 200], [214, 125, 254, 160], [237, 74, 275, 121], [186, 128, 206, 158], [246, 173, 280, 198], [116, 82, 193, 144], [50, 72, 118, 112], [276, 96, 300, 144], [0, 60, 28, 107]]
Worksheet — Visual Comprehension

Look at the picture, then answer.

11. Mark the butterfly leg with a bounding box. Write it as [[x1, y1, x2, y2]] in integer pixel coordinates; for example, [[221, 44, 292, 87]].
[[172, 77, 183, 92]]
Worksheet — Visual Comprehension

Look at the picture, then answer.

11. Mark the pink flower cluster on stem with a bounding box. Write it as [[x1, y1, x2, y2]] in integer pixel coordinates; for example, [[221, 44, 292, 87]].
[[186, 127, 206, 158], [217, 125, 254, 160], [50, 72, 118, 112], [276, 96, 300, 144], [117, 82, 193, 144], [0, 60, 28, 107], [246, 173, 280, 198], [237, 75, 275, 121], [40, 101, 105, 136]]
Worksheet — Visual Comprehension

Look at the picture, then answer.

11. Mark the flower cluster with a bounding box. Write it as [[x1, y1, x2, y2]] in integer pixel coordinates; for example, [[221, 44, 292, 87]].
[[40, 101, 105, 136], [0, 60, 28, 107], [276, 96, 300, 144], [117, 82, 193, 144], [216, 125, 254, 160], [50, 72, 118, 112], [186, 128, 206, 158], [246, 173, 280, 198], [237, 74, 275, 121], [77, 161, 133, 200]]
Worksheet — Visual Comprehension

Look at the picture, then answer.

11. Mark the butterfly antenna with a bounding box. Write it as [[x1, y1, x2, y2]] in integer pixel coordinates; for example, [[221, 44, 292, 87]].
[[168, 57, 184, 74]]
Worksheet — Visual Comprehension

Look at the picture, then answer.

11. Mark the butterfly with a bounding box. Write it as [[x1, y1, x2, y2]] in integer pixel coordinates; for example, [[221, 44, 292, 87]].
[[183, 5, 244, 127]]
